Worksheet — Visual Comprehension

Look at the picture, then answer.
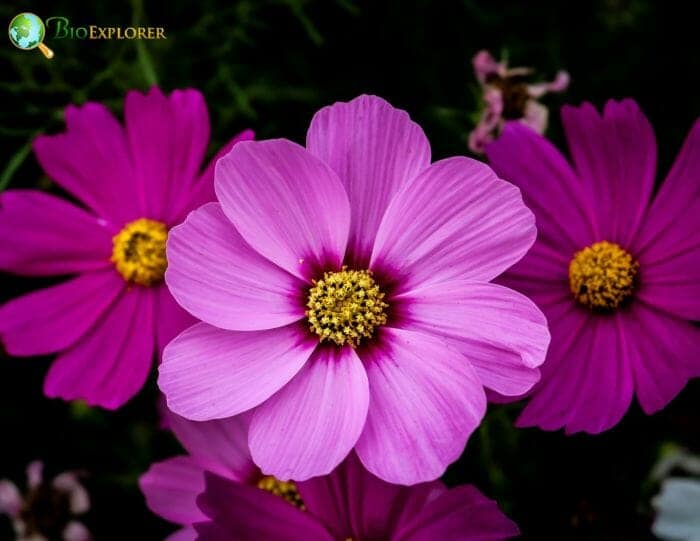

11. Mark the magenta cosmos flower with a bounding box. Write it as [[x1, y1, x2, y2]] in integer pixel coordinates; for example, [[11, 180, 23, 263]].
[[486, 99, 700, 433], [0, 87, 253, 408], [140, 410, 518, 541], [159, 94, 550, 484]]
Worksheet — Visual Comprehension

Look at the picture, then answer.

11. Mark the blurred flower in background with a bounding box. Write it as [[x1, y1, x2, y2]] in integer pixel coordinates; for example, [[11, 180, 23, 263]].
[[651, 446, 700, 540], [0, 461, 90, 541], [486, 100, 700, 434], [140, 409, 519, 541], [468, 49, 569, 153], [0, 87, 253, 409]]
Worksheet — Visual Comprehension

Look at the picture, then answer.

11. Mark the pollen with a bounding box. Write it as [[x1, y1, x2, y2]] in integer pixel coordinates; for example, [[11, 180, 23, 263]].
[[256, 476, 305, 510], [111, 218, 168, 286], [569, 241, 639, 311], [306, 267, 388, 347]]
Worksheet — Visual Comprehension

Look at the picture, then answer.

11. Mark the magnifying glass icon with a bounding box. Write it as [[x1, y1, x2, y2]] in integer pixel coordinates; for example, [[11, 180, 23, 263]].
[[8, 12, 54, 59]]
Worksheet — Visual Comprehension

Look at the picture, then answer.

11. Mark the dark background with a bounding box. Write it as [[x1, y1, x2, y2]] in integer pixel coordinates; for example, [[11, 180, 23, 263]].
[[1, 1, 699, 539]]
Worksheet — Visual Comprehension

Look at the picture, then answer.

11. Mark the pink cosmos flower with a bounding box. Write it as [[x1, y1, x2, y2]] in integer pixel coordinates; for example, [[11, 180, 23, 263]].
[[159, 94, 550, 484], [0, 461, 90, 541], [0, 87, 253, 409], [140, 410, 519, 541], [485, 99, 700, 433], [469, 49, 570, 154]]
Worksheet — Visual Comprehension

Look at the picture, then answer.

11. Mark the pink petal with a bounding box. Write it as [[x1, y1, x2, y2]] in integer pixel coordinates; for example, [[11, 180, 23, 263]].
[[196, 473, 333, 541], [0, 269, 123, 357], [306, 95, 431, 265], [165, 203, 305, 331], [371, 157, 535, 292], [166, 411, 257, 482], [561, 99, 657, 246], [124, 87, 210, 222], [355, 327, 487, 484], [472, 50, 503, 83], [626, 303, 700, 414], [517, 304, 635, 434], [215, 139, 350, 281], [154, 285, 197, 359], [393, 485, 519, 541], [485, 121, 596, 251], [27, 460, 43, 488], [0, 480, 22, 517], [395, 280, 549, 396], [520, 100, 549, 134], [159, 323, 316, 421], [298, 453, 444, 540], [62, 521, 91, 541], [139, 456, 208, 526], [176, 129, 255, 220], [52, 473, 90, 514], [165, 528, 197, 541], [633, 119, 700, 320], [249, 346, 369, 481], [33, 102, 138, 225], [0, 190, 113, 276], [44, 288, 155, 409]]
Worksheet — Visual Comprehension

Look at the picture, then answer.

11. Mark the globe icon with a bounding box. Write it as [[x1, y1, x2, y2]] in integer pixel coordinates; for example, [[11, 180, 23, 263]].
[[8, 12, 54, 58]]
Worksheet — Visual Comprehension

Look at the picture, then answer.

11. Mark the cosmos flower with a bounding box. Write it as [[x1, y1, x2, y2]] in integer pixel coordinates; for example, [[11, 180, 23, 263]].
[[485, 99, 700, 433], [0, 461, 90, 541], [140, 410, 519, 541], [159, 94, 550, 484], [0, 87, 253, 409], [469, 49, 569, 154]]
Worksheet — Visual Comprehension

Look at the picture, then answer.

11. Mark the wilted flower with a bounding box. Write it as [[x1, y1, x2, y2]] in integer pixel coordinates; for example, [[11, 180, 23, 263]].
[[0, 461, 90, 541], [140, 410, 519, 541], [486, 99, 700, 433], [469, 49, 569, 153], [0, 87, 253, 409], [159, 94, 550, 484]]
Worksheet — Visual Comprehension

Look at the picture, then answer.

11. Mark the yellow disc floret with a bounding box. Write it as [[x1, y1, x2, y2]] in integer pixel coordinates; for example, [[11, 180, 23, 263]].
[[111, 218, 168, 286], [569, 241, 639, 311], [306, 267, 388, 347], [257, 475, 305, 509]]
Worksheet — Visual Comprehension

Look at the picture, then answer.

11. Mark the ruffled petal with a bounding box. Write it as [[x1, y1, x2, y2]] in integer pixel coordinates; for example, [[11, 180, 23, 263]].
[[249, 347, 369, 481], [175, 129, 255, 220], [43, 287, 155, 409], [393, 485, 519, 541], [124, 87, 210, 222], [355, 327, 486, 484], [0, 269, 124, 356], [395, 280, 549, 396], [517, 304, 635, 434], [195, 473, 333, 541], [32, 102, 137, 224], [0, 190, 112, 276], [371, 157, 535, 292], [298, 453, 443, 541], [165, 203, 305, 331], [215, 139, 350, 281], [139, 456, 207, 526], [159, 323, 316, 421], [485, 121, 596, 251], [154, 285, 197, 358], [626, 303, 700, 414], [165, 528, 197, 541], [561, 100, 657, 246], [166, 411, 257, 482], [306, 95, 430, 266]]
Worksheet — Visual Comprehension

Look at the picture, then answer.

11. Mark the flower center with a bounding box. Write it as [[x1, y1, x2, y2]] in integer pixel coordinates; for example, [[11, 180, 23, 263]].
[[19, 483, 72, 539], [111, 218, 168, 286], [256, 476, 305, 510], [306, 267, 388, 347], [569, 241, 639, 311]]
